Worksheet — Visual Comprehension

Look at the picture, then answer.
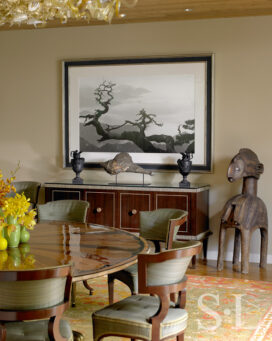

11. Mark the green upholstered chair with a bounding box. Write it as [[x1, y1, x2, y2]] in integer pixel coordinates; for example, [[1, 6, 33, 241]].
[[107, 208, 188, 304], [93, 242, 202, 341], [37, 199, 90, 307], [37, 200, 89, 224], [0, 264, 73, 341], [7, 181, 41, 209]]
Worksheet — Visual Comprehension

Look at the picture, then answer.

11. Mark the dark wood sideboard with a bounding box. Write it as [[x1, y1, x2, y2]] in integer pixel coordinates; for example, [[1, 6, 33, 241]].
[[44, 181, 211, 264]]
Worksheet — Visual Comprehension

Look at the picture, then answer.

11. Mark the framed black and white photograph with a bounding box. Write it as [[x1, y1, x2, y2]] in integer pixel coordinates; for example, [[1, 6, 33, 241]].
[[63, 55, 212, 171]]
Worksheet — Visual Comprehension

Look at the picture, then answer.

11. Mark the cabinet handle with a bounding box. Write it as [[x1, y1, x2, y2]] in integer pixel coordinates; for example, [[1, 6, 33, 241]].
[[94, 207, 102, 213], [129, 209, 137, 216]]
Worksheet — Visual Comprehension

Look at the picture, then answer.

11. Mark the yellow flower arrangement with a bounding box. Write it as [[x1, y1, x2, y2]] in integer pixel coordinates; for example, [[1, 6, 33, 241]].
[[0, 170, 16, 207], [1, 194, 37, 233], [0, 166, 37, 250]]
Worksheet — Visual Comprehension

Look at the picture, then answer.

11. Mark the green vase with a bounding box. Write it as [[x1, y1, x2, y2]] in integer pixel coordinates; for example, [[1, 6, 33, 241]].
[[4, 216, 21, 248], [20, 226, 30, 243], [6, 215, 17, 225]]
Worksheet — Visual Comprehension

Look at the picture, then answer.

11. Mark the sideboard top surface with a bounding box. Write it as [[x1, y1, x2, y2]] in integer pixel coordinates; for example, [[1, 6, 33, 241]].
[[44, 180, 210, 193]]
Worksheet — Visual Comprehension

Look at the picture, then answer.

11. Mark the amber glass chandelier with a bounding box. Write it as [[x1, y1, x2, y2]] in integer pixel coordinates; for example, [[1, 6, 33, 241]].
[[0, 0, 138, 27]]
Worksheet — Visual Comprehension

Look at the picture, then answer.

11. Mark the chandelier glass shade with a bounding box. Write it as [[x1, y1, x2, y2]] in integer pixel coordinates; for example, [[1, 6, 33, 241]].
[[0, 0, 138, 27]]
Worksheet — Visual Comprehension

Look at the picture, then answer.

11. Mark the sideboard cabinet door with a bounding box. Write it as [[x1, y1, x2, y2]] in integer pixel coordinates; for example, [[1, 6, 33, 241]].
[[118, 191, 153, 232], [154, 190, 209, 238], [191, 191, 209, 236], [85, 190, 116, 227], [154, 192, 190, 236]]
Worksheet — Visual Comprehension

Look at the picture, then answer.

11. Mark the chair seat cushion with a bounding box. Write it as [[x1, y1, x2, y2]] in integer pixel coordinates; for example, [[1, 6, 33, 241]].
[[5, 319, 73, 341], [93, 295, 187, 341]]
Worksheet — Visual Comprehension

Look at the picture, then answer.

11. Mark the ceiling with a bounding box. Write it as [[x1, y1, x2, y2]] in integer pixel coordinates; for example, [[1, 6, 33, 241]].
[[1, 0, 272, 30]]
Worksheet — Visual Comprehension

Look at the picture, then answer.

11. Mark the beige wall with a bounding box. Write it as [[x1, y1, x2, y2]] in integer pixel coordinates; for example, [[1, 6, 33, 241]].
[[0, 16, 272, 262]]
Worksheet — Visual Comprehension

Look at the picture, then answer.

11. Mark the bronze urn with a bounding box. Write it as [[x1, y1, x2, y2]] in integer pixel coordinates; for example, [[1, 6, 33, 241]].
[[177, 152, 193, 188], [71, 150, 84, 184]]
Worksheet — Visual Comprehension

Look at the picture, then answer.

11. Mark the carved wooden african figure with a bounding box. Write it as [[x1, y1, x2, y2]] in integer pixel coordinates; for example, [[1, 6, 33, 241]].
[[217, 148, 268, 274]]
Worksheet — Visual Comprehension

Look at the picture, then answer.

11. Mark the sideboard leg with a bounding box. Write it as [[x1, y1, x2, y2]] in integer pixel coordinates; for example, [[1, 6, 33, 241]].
[[202, 237, 208, 264]]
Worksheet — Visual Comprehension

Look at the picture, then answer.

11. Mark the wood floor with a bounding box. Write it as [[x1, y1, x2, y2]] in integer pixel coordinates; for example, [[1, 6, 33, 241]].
[[187, 259, 272, 282]]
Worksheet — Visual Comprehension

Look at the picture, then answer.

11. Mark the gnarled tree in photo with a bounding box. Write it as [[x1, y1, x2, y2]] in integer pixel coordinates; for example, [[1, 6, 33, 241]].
[[80, 81, 116, 139], [80, 81, 195, 153], [176, 119, 195, 153]]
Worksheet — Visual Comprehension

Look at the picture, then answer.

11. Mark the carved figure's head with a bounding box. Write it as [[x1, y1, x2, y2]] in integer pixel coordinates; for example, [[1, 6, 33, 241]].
[[227, 148, 264, 182]]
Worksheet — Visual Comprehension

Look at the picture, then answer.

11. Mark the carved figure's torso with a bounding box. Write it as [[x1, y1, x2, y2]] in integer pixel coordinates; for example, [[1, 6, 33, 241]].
[[221, 193, 268, 229]]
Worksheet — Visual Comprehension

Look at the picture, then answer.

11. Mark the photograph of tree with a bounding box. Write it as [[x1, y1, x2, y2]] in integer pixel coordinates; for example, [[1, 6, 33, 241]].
[[79, 78, 195, 154], [64, 56, 212, 170]]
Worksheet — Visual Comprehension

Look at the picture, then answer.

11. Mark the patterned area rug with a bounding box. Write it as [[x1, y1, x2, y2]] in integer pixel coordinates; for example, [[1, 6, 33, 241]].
[[64, 275, 272, 341]]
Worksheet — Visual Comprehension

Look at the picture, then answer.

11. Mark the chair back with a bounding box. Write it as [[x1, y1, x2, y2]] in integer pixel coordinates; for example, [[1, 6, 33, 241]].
[[7, 181, 41, 208], [138, 242, 202, 295], [0, 264, 72, 322], [37, 199, 89, 223], [139, 208, 187, 248]]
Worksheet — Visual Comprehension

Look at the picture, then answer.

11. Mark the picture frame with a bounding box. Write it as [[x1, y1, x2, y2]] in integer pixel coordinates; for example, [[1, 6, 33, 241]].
[[63, 55, 213, 172]]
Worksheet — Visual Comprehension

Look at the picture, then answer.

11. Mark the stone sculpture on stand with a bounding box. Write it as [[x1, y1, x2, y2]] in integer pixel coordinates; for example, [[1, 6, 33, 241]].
[[101, 152, 152, 176], [101, 152, 152, 185], [217, 148, 268, 274]]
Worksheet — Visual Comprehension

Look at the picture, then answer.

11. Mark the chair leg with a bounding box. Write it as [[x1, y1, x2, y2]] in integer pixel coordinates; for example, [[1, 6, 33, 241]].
[[233, 228, 241, 266], [0, 323, 7, 341], [71, 282, 76, 307], [153, 240, 161, 253], [170, 293, 176, 305], [177, 332, 184, 341], [108, 276, 114, 305], [260, 228, 268, 268], [217, 223, 226, 271], [48, 315, 66, 341], [191, 255, 196, 268], [241, 228, 250, 274], [83, 280, 94, 295], [178, 290, 186, 309]]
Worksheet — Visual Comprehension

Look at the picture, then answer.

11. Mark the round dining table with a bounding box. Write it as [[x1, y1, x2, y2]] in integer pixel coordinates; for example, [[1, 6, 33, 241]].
[[0, 222, 148, 282]]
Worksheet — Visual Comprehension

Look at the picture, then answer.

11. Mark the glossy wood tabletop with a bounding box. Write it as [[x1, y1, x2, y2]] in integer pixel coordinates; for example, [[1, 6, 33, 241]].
[[0, 222, 148, 282]]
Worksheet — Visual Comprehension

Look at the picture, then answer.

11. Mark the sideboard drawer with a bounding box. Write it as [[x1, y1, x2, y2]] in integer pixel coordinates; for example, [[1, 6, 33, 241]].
[[119, 192, 152, 232], [48, 189, 82, 201], [85, 190, 116, 227]]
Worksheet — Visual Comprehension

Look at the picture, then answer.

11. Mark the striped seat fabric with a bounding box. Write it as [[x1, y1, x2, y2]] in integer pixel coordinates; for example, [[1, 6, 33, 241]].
[[0, 264, 73, 341]]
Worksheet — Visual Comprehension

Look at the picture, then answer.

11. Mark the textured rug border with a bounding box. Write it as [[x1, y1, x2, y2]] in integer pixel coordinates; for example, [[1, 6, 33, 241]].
[[187, 274, 272, 286]]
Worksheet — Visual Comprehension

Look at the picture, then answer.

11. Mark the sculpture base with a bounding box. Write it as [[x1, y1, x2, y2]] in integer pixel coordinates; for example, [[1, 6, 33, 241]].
[[110, 173, 151, 186], [72, 177, 83, 184], [108, 182, 151, 186], [179, 180, 191, 188]]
